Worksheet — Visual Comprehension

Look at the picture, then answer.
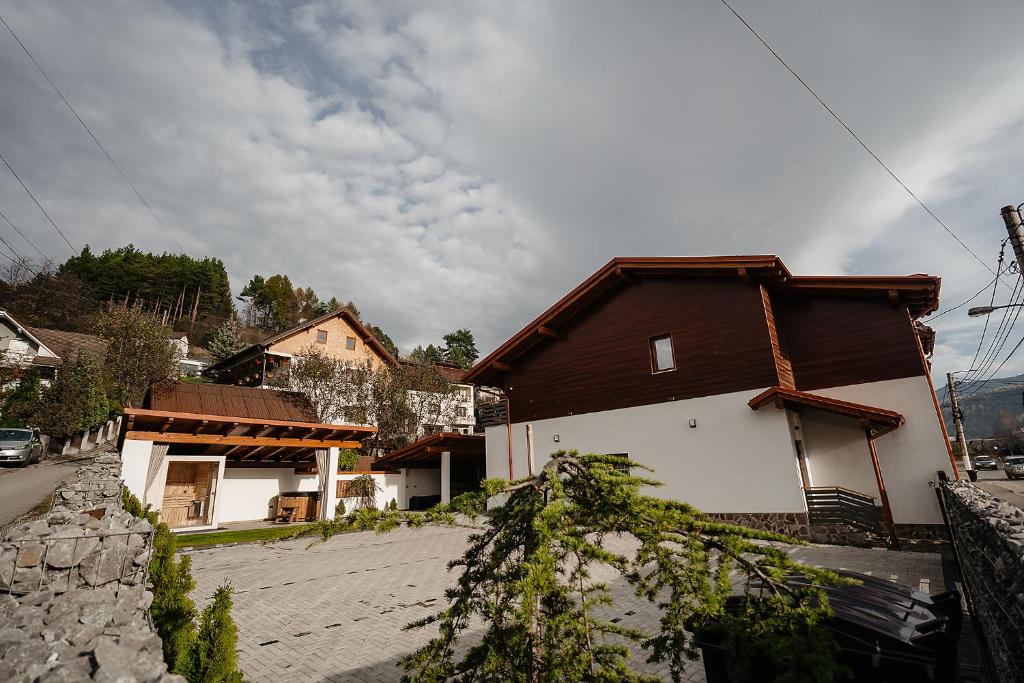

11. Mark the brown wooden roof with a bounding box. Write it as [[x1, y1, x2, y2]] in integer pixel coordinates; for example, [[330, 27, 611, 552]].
[[464, 255, 941, 386], [748, 386, 904, 437], [206, 308, 398, 372], [144, 381, 318, 422], [374, 432, 485, 468], [26, 326, 108, 364]]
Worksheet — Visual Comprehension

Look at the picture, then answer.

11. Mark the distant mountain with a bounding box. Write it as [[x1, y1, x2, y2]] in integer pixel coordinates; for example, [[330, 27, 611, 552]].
[[937, 373, 1024, 440]]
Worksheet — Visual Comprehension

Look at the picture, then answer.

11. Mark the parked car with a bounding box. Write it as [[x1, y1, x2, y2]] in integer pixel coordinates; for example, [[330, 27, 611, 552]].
[[0, 428, 43, 466], [973, 455, 998, 471], [1004, 455, 1024, 480]]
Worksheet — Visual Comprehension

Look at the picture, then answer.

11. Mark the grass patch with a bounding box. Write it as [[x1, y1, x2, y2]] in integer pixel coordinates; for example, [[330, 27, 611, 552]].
[[175, 524, 313, 547]]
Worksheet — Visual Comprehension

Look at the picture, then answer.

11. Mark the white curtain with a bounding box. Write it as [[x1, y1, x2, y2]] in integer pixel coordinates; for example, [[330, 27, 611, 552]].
[[316, 448, 330, 519], [144, 442, 170, 505]]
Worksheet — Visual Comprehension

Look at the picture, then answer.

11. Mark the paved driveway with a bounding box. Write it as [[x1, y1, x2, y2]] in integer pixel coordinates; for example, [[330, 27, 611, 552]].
[[188, 526, 948, 683], [0, 459, 81, 526]]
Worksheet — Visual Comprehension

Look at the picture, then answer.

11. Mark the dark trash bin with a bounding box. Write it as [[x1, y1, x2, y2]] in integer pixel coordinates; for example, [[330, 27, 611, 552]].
[[692, 570, 962, 682], [408, 494, 442, 511]]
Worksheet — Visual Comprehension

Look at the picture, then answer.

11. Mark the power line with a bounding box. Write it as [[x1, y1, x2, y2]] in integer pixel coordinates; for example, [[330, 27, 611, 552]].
[[964, 246, 1006, 372], [0, 151, 76, 253], [922, 272, 1002, 323], [958, 275, 1023, 388], [0, 13, 184, 253], [716, 0, 998, 278], [0, 207, 48, 261]]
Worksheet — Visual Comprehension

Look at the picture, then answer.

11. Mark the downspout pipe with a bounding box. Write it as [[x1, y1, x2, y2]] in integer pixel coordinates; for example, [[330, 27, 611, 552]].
[[505, 395, 513, 481]]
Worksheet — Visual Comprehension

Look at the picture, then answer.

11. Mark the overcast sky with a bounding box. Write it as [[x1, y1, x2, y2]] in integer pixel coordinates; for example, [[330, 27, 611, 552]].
[[2, 0, 1024, 384]]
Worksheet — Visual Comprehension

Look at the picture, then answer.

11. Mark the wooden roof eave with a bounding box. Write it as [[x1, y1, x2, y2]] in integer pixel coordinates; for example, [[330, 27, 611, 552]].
[[748, 386, 904, 436], [464, 255, 791, 385]]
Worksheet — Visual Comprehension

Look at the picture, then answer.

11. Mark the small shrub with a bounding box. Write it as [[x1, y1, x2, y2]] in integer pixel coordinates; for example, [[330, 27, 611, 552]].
[[122, 488, 244, 681], [388, 498, 397, 511], [334, 499, 346, 519], [149, 520, 198, 673], [185, 584, 244, 682], [337, 448, 360, 471], [349, 474, 381, 509]]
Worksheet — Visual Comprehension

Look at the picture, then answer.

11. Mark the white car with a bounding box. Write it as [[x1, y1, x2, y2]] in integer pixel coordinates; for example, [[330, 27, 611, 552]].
[[0, 428, 43, 466], [1004, 456, 1024, 480]]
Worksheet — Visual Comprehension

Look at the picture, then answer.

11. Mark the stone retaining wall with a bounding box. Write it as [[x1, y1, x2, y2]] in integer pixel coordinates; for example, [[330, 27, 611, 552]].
[[52, 452, 124, 511], [0, 453, 182, 682], [940, 481, 1024, 682], [705, 512, 810, 539]]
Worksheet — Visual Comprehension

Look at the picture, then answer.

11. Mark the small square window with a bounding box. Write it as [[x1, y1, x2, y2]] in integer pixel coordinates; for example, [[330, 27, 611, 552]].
[[316, 329, 328, 344], [345, 336, 357, 350], [650, 334, 675, 372]]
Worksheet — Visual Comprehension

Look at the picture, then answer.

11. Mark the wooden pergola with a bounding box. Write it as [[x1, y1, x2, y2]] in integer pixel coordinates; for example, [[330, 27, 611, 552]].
[[120, 407, 376, 468], [375, 432, 485, 469]]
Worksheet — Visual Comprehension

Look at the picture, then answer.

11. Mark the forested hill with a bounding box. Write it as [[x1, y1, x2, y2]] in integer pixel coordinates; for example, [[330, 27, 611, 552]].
[[0, 245, 234, 340], [59, 246, 233, 323], [938, 373, 1024, 440]]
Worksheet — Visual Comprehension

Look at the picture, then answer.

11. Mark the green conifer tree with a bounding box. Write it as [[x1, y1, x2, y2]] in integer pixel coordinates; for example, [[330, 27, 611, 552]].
[[149, 522, 199, 673], [186, 585, 244, 682]]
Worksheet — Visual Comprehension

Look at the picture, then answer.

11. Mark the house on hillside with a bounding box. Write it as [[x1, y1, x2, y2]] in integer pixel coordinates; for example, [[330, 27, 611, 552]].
[[169, 332, 208, 377], [0, 310, 108, 382], [204, 309, 476, 437], [464, 256, 956, 547], [118, 381, 375, 531], [204, 309, 394, 388], [402, 360, 476, 436]]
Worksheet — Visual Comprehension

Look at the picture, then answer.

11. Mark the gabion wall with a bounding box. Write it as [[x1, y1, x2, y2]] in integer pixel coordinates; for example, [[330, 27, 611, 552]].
[[941, 481, 1024, 683], [0, 453, 182, 682]]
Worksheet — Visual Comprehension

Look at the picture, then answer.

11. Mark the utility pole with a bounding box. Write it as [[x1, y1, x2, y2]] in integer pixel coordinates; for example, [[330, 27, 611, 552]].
[[947, 372, 974, 480], [1001, 205, 1024, 268]]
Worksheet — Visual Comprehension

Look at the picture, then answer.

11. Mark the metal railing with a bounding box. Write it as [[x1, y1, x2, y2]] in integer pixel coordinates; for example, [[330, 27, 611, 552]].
[[804, 486, 882, 534]]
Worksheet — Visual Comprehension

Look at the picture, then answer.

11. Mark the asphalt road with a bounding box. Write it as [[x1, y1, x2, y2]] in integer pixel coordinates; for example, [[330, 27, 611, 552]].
[[0, 459, 81, 526], [972, 468, 1024, 510]]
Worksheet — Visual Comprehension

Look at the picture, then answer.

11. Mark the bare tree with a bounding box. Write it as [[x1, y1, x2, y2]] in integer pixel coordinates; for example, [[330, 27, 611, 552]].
[[288, 346, 460, 449]]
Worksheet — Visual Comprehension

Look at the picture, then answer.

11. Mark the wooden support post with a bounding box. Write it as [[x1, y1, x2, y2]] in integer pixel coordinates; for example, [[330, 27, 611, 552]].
[[526, 424, 535, 476], [865, 427, 899, 550]]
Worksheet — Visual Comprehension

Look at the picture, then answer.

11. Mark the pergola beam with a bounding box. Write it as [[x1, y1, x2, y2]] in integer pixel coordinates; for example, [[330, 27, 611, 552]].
[[125, 431, 362, 449]]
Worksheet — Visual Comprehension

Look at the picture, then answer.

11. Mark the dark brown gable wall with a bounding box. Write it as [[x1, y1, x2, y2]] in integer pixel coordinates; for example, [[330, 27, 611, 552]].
[[505, 276, 779, 422], [771, 292, 926, 391]]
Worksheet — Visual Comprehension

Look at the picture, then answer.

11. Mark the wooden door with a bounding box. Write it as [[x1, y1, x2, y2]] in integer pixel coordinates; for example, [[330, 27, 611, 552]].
[[162, 462, 214, 529]]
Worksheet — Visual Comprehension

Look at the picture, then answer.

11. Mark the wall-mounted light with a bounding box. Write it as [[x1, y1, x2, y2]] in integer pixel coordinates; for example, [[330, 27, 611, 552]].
[[689, 419, 697, 429], [553, 435, 560, 443]]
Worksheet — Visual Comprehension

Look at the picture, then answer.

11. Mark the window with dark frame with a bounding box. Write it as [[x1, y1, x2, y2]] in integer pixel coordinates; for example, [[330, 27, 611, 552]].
[[316, 329, 328, 344], [650, 334, 675, 372], [345, 336, 357, 350]]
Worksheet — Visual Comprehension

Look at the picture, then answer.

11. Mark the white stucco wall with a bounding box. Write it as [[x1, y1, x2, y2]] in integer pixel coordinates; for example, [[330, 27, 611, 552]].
[[336, 472, 403, 511], [403, 468, 442, 505], [798, 411, 877, 492], [120, 438, 152, 502], [809, 375, 952, 525], [486, 387, 806, 514], [218, 468, 319, 523]]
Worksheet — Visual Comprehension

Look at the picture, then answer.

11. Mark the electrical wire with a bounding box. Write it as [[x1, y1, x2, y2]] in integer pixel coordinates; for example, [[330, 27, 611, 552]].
[[0, 207, 48, 261], [963, 245, 1006, 372], [0, 13, 184, 253], [956, 275, 1024, 393], [0, 151, 76, 253], [716, 0, 999, 278], [922, 273, 1003, 323]]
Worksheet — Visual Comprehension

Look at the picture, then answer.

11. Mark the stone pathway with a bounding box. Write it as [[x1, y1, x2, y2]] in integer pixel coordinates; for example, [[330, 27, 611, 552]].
[[188, 526, 949, 682]]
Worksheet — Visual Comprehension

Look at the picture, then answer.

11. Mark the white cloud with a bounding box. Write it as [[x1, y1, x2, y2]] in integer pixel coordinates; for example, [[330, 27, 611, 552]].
[[2, 0, 1024, 381]]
